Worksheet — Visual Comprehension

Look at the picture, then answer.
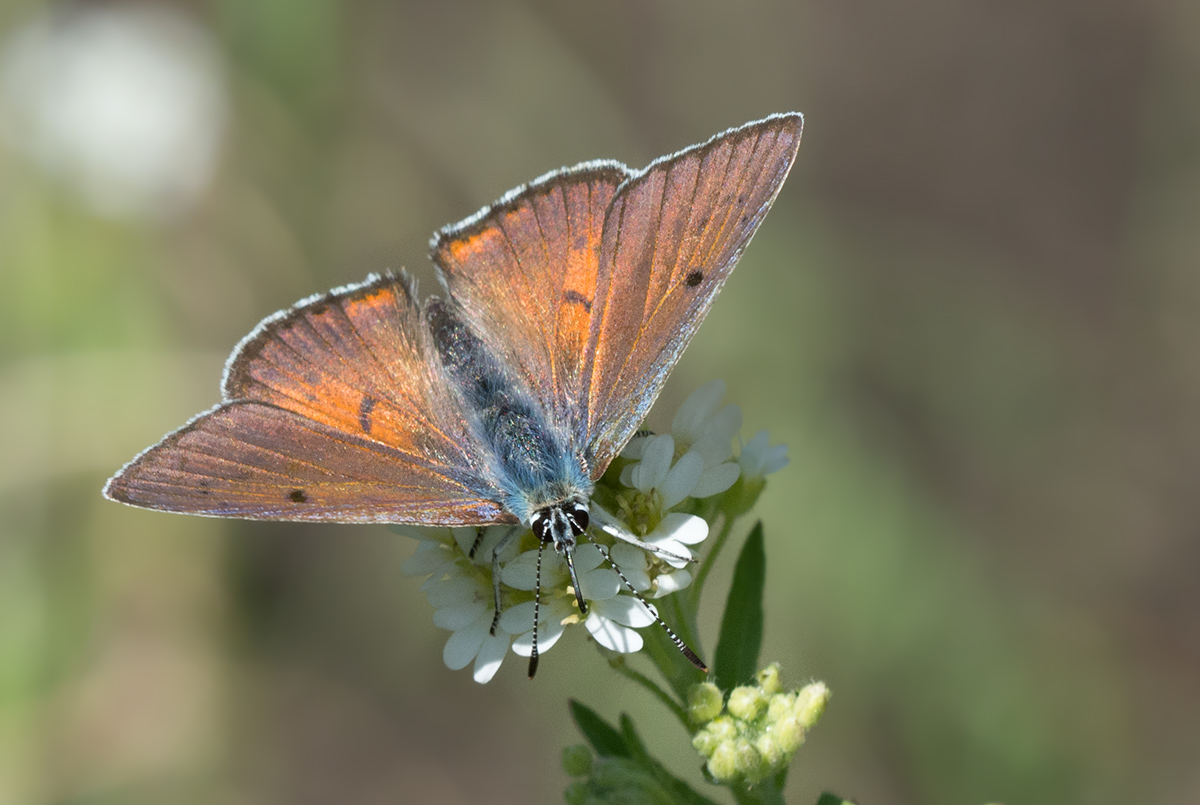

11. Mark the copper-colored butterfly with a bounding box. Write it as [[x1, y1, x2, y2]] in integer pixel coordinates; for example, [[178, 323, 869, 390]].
[[105, 113, 803, 674]]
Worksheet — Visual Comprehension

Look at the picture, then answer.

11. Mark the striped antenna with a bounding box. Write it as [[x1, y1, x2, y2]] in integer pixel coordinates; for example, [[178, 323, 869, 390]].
[[588, 537, 707, 672], [528, 542, 544, 679]]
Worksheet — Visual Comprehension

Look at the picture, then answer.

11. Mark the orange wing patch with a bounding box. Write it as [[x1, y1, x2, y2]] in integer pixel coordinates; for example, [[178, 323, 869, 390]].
[[222, 274, 486, 478], [432, 163, 631, 443]]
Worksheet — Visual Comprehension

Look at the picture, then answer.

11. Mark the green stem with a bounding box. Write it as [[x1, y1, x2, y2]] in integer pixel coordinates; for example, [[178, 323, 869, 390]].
[[693, 512, 735, 600], [609, 656, 690, 727], [731, 770, 787, 805]]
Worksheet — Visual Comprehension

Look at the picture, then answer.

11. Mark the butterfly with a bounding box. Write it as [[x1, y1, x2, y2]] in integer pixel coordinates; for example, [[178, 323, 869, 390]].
[[105, 113, 803, 676]]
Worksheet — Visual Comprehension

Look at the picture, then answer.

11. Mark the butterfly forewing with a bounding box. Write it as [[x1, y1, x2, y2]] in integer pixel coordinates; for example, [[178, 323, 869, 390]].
[[431, 163, 631, 443], [105, 401, 512, 523], [583, 114, 803, 473], [106, 274, 512, 524]]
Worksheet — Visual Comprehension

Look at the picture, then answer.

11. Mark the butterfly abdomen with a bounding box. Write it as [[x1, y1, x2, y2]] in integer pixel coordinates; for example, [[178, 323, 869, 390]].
[[426, 298, 589, 520]]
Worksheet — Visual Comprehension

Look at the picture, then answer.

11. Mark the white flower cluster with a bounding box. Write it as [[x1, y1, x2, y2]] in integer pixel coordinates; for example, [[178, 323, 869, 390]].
[[398, 380, 788, 682]]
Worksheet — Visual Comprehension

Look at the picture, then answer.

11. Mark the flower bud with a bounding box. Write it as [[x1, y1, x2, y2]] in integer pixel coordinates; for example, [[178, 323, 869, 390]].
[[734, 738, 768, 784], [687, 682, 724, 724], [707, 741, 740, 782], [774, 714, 805, 754], [692, 728, 719, 758], [766, 691, 795, 721], [794, 681, 830, 728], [727, 685, 766, 720], [707, 714, 739, 743], [756, 662, 782, 694], [756, 731, 784, 766]]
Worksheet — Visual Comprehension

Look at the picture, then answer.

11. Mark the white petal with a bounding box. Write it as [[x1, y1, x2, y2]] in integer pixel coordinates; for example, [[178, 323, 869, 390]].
[[621, 435, 649, 459], [579, 567, 620, 601], [400, 541, 449, 576], [763, 444, 790, 475], [631, 434, 674, 492], [672, 379, 726, 443], [572, 543, 604, 573], [708, 404, 743, 443], [593, 594, 657, 628], [653, 569, 692, 597], [498, 600, 535, 633], [619, 464, 636, 488], [660, 451, 703, 509], [391, 524, 439, 542], [610, 544, 650, 590], [443, 612, 489, 670], [739, 430, 770, 475], [451, 527, 481, 556], [425, 574, 479, 609], [472, 630, 511, 683], [501, 549, 567, 590], [432, 600, 487, 630], [690, 462, 741, 498], [500, 551, 536, 590], [689, 404, 742, 466], [586, 613, 645, 653], [653, 513, 708, 546], [511, 612, 567, 656]]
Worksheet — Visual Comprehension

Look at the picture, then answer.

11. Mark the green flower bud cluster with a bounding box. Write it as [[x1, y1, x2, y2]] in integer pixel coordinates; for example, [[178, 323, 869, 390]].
[[689, 664, 829, 785]]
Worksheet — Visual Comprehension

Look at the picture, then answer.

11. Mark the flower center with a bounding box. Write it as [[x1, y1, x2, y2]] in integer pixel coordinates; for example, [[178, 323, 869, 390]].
[[616, 488, 663, 536]]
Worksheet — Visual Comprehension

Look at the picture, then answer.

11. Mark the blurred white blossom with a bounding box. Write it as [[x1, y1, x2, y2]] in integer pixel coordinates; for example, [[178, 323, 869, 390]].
[[739, 429, 790, 480], [0, 5, 227, 220]]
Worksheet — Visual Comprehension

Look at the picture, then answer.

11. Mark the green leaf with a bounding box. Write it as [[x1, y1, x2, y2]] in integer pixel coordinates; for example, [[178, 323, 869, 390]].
[[569, 700, 629, 758], [618, 715, 725, 805], [714, 522, 766, 691], [815, 794, 857, 805]]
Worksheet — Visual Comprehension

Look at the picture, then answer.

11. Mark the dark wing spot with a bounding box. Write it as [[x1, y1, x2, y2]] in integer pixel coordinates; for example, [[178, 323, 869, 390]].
[[562, 289, 592, 312], [199, 481, 210, 496], [289, 489, 308, 503], [686, 271, 704, 287], [358, 395, 377, 434]]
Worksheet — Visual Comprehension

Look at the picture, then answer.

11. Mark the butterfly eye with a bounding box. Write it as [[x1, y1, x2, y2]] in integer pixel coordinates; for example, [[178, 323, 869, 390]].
[[566, 505, 589, 537], [531, 510, 552, 543]]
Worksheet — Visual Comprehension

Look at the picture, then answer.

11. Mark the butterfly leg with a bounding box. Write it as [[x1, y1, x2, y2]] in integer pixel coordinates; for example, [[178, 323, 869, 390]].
[[488, 525, 524, 635], [468, 526, 487, 559], [590, 503, 698, 565]]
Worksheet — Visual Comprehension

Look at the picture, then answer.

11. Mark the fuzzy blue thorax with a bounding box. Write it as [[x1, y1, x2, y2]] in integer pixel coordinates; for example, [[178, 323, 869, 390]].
[[425, 298, 594, 532]]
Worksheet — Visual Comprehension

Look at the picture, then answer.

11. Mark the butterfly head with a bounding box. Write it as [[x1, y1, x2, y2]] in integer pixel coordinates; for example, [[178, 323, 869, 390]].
[[531, 497, 589, 555], [530, 496, 591, 615]]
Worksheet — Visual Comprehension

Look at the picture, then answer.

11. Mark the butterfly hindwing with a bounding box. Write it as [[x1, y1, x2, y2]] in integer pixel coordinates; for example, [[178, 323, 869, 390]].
[[104, 401, 511, 523], [106, 273, 512, 525], [582, 113, 803, 473]]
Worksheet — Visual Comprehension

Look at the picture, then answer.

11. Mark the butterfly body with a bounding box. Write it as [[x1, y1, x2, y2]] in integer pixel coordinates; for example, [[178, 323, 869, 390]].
[[425, 297, 592, 529]]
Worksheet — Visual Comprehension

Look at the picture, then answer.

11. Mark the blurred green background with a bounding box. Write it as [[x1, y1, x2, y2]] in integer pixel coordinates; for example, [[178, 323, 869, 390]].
[[2, 0, 1198, 803]]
